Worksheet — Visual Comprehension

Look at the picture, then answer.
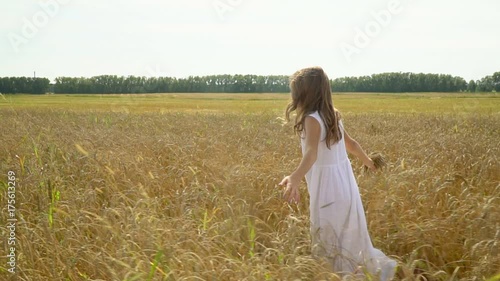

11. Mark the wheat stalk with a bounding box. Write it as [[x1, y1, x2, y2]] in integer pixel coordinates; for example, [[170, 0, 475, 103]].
[[364, 152, 387, 172]]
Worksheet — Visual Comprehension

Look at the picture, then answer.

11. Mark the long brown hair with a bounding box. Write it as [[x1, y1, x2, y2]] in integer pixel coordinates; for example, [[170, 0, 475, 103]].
[[285, 66, 341, 148]]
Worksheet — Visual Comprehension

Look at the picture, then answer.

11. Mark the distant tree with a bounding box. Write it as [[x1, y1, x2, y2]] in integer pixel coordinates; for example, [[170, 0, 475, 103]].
[[476, 75, 495, 92], [31, 77, 50, 94], [0, 77, 50, 94], [493, 72, 500, 92], [467, 80, 477, 92]]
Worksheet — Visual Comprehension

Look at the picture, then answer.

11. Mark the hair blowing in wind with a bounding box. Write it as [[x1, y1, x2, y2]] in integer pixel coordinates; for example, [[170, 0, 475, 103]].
[[285, 66, 342, 149]]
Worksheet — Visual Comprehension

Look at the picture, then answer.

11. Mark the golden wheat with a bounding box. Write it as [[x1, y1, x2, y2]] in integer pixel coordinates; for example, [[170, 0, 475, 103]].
[[0, 95, 499, 280], [364, 152, 387, 173]]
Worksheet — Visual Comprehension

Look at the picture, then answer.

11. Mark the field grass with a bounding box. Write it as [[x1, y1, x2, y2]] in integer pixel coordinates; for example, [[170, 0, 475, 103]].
[[1, 93, 499, 114], [0, 93, 499, 280]]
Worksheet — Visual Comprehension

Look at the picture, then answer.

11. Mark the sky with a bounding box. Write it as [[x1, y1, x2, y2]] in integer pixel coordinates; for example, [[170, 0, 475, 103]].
[[1, 0, 499, 82]]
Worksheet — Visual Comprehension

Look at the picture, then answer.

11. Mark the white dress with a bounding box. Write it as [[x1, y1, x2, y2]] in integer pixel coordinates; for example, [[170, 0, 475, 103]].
[[302, 111, 396, 280]]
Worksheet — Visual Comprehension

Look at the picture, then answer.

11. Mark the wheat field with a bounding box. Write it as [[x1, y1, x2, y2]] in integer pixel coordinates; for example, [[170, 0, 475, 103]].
[[0, 93, 499, 280]]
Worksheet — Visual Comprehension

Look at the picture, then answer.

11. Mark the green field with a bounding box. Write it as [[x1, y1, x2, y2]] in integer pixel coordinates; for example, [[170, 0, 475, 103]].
[[0, 93, 499, 280], [1, 93, 499, 114]]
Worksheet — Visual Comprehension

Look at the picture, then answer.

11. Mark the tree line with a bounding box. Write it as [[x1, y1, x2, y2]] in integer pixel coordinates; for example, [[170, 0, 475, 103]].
[[333, 73, 467, 92], [0, 77, 51, 94], [52, 75, 290, 94], [332, 72, 500, 93], [0, 72, 499, 94]]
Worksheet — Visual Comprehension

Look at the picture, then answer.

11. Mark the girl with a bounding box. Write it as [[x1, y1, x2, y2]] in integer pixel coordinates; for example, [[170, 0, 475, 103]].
[[279, 67, 396, 279]]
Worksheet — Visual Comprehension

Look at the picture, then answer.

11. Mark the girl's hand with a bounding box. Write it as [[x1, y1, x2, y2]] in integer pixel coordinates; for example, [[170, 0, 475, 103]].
[[279, 175, 301, 204], [364, 159, 376, 171]]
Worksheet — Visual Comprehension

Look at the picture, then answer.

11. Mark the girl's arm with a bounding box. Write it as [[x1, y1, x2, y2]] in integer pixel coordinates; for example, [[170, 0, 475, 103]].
[[343, 129, 376, 171], [279, 116, 320, 203]]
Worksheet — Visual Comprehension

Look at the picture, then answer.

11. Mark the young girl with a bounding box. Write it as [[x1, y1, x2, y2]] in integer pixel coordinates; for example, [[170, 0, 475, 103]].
[[279, 67, 396, 280]]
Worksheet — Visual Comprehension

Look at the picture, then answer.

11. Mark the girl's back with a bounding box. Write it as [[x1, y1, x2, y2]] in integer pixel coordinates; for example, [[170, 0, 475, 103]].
[[300, 111, 348, 166]]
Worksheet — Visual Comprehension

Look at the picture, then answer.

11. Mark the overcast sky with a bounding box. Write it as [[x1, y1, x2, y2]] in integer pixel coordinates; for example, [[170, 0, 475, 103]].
[[1, 0, 499, 82]]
